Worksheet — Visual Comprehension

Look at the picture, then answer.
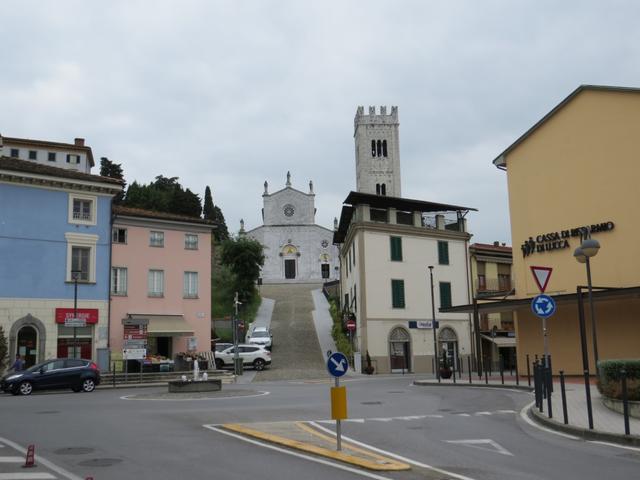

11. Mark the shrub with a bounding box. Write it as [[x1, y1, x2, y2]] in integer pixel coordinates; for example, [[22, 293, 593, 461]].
[[328, 300, 353, 358], [597, 359, 640, 401]]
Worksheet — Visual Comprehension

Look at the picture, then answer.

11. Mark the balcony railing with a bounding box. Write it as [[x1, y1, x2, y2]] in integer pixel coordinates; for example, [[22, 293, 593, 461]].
[[475, 277, 513, 295]]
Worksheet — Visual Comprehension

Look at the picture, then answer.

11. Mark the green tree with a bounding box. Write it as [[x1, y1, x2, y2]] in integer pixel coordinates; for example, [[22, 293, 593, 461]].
[[123, 175, 202, 217], [203, 186, 214, 220], [219, 237, 265, 302], [99, 157, 126, 203], [0, 325, 8, 373], [203, 186, 229, 241]]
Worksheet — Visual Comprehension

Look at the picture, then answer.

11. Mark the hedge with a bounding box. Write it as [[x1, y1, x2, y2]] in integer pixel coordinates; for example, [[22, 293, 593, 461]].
[[597, 359, 640, 401]]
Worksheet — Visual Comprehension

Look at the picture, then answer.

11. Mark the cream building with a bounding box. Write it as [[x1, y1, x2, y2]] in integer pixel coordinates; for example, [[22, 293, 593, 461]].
[[334, 106, 476, 374]]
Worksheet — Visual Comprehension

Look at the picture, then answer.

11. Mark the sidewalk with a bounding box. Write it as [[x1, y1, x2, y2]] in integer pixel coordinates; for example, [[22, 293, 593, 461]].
[[311, 289, 337, 363], [251, 296, 275, 330], [414, 374, 640, 445]]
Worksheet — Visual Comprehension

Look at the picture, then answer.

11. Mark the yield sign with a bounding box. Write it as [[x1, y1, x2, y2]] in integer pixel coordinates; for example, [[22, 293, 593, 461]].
[[530, 266, 553, 293]]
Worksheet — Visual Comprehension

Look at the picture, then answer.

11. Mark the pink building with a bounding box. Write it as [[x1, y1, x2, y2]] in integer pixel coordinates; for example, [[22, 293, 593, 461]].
[[109, 206, 214, 361]]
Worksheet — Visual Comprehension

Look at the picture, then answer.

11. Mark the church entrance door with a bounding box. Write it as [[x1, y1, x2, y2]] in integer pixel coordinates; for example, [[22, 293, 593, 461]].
[[284, 259, 296, 279]]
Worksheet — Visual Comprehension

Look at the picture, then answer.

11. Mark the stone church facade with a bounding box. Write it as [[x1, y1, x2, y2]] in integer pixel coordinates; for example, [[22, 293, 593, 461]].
[[242, 173, 339, 284]]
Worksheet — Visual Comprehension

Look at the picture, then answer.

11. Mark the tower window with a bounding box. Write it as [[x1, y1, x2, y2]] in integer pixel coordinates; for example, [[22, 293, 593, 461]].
[[381, 184, 386, 196], [376, 184, 380, 195], [382, 140, 388, 157], [376, 140, 382, 157], [371, 140, 376, 157]]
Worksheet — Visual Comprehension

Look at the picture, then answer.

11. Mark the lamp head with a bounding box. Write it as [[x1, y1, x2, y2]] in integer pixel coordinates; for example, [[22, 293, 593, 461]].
[[573, 247, 587, 264], [581, 238, 600, 258]]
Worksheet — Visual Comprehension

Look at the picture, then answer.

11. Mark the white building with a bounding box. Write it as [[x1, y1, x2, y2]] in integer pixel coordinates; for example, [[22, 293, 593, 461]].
[[333, 106, 476, 374], [0, 135, 95, 174], [243, 173, 340, 283]]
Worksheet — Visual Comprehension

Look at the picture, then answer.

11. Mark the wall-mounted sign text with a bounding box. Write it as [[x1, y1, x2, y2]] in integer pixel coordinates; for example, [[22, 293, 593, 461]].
[[521, 221, 614, 257]]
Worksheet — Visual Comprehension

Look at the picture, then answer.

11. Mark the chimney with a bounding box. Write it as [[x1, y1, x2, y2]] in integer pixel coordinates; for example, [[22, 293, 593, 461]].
[[74, 138, 85, 147], [493, 241, 500, 246]]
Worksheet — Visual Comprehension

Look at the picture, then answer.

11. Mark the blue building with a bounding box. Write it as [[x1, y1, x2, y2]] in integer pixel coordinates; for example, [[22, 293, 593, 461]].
[[0, 156, 122, 367]]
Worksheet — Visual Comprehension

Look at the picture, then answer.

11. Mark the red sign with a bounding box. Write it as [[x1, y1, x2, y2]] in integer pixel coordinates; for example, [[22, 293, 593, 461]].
[[530, 266, 553, 293], [55, 308, 99, 324], [346, 319, 356, 331], [124, 324, 147, 340]]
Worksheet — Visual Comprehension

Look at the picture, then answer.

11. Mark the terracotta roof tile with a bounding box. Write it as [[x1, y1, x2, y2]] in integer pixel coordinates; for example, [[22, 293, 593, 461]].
[[0, 156, 123, 185], [113, 205, 216, 226]]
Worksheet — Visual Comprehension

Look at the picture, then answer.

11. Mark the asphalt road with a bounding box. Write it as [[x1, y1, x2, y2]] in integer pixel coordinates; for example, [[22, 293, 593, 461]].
[[1, 377, 638, 480]]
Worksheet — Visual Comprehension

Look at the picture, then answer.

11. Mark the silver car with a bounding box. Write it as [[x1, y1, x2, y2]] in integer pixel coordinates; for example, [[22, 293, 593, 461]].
[[245, 326, 272, 350]]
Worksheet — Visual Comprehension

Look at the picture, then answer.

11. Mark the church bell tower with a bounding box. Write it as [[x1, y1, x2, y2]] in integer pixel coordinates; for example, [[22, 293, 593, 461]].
[[354, 105, 401, 197]]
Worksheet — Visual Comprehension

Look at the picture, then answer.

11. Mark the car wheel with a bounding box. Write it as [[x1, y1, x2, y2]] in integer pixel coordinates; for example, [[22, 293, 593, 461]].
[[82, 378, 96, 393], [215, 359, 224, 370], [253, 358, 265, 371], [18, 381, 33, 396]]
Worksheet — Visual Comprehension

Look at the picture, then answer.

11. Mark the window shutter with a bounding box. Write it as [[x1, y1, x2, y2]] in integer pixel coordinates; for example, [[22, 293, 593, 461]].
[[392, 280, 405, 308], [439, 282, 452, 308], [390, 237, 402, 261], [438, 241, 449, 265]]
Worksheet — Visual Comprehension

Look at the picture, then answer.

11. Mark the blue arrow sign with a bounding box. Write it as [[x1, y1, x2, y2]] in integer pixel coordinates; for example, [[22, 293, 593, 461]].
[[327, 352, 348, 377], [531, 294, 556, 319]]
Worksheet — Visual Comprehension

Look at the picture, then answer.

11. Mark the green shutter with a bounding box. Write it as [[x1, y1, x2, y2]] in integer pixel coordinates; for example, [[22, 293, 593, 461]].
[[439, 282, 452, 308], [390, 236, 403, 261], [392, 279, 405, 308], [438, 241, 449, 265]]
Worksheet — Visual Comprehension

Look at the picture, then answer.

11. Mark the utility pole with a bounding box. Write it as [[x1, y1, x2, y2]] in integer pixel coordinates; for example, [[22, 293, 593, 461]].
[[428, 266, 439, 381], [233, 292, 242, 376]]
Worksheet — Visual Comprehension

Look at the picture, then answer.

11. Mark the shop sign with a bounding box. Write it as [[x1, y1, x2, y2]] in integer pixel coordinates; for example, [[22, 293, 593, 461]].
[[55, 308, 99, 324], [521, 221, 614, 257], [123, 348, 146, 360], [408, 320, 438, 329]]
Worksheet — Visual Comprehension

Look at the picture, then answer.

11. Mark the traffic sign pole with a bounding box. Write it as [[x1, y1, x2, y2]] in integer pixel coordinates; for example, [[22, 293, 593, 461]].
[[335, 376, 341, 451]]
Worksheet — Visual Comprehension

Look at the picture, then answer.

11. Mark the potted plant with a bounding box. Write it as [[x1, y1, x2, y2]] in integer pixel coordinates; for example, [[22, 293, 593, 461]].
[[363, 350, 375, 375], [439, 350, 452, 379]]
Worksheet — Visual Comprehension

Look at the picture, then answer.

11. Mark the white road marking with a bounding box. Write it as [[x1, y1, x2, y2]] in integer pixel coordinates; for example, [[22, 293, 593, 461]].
[[425, 414, 444, 418], [446, 439, 513, 456], [346, 419, 366, 423], [518, 402, 580, 440], [309, 422, 479, 480], [0, 456, 25, 462], [474, 411, 492, 416], [120, 390, 270, 401], [0, 438, 83, 480], [588, 441, 640, 452], [497, 409, 516, 414], [0, 474, 57, 479], [203, 424, 393, 480], [369, 418, 394, 422], [456, 413, 471, 417]]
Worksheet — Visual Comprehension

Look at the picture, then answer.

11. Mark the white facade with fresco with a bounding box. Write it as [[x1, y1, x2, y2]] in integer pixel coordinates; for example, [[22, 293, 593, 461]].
[[242, 173, 340, 283]]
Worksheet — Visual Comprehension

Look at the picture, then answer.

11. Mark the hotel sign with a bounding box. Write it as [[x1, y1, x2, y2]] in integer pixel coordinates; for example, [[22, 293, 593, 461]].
[[521, 221, 614, 257]]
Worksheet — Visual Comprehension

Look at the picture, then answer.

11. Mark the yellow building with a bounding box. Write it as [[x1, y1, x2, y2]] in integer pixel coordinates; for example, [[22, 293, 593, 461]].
[[446, 85, 640, 375]]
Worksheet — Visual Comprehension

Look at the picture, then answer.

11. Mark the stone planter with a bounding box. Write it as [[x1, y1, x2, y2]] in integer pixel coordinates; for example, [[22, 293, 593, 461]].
[[168, 379, 222, 393], [601, 396, 640, 419]]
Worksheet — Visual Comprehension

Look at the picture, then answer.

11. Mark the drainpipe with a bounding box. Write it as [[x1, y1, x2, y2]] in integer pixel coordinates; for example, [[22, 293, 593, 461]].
[[107, 206, 114, 357]]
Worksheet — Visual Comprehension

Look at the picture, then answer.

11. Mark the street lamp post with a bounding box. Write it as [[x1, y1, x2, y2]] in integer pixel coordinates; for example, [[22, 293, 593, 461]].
[[71, 269, 81, 359], [428, 266, 439, 381], [574, 237, 601, 370]]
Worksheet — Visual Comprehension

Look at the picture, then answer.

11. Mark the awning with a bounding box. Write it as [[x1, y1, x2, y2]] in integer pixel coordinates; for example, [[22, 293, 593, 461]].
[[481, 335, 517, 348], [129, 314, 193, 336], [440, 285, 640, 314]]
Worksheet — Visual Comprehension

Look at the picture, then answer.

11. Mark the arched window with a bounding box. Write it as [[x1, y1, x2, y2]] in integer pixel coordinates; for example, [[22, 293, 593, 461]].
[[376, 140, 382, 157], [381, 184, 386, 196], [376, 183, 381, 195], [371, 140, 376, 157], [382, 140, 388, 157]]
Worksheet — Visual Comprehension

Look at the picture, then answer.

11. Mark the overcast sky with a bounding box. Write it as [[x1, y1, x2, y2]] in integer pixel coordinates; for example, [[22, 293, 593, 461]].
[[2, 1, 639, 244]]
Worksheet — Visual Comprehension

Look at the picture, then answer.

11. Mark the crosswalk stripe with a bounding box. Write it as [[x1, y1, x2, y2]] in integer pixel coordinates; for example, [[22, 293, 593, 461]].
[[0, 473, 57, 479], [0, 457, 25, 463]]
